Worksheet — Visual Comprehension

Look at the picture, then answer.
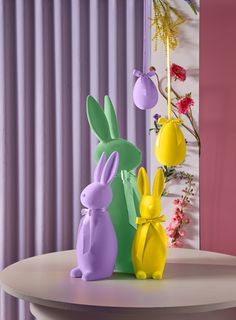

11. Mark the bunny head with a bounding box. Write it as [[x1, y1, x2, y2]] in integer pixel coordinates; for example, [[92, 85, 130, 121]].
[[80, 152, 119, 209], [86, 95, 142, 172], [138, 167, 165, 219]]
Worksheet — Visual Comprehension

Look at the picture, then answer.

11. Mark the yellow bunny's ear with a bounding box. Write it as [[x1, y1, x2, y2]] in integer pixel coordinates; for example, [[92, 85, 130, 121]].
[[138, 167, 150, 196], [152, 168, 165, 198]]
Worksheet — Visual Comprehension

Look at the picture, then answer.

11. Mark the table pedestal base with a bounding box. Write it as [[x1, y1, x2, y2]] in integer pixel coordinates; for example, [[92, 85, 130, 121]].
[[30, 303, 236, 320]]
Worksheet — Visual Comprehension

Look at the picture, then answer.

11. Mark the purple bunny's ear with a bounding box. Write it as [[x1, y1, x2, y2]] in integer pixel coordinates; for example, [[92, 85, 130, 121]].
[[100, 151, 119, 185], [94, 152, 107, 182]]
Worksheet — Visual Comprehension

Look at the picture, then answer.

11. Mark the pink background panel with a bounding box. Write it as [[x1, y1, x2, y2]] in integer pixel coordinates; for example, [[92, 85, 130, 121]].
[[200, 0, 236, 255]]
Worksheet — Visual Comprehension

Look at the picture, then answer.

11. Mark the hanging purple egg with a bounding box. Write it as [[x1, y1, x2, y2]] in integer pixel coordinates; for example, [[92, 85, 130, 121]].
[[133, 69, 158, 110]]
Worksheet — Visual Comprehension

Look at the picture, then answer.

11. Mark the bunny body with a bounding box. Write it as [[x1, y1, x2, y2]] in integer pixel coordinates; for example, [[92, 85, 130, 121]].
[[70, 152, 119, 281], [86, 95, 141, 273], [72, 207, 117, 280], [108, 176, 137, 272], [132, 213, 167, 279], [132, 168, 167, 280]]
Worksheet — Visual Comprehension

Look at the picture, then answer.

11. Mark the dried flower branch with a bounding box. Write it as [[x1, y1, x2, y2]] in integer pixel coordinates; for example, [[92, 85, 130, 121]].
[[150, 0, 199, 51], [150, 0, 186, 51], [165, 170, 195, 247]]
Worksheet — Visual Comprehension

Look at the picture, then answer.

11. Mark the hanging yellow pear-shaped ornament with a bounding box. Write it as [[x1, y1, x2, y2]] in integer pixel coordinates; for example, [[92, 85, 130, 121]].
[[155, 5, 186, 167], [155, 117, 186, 166]]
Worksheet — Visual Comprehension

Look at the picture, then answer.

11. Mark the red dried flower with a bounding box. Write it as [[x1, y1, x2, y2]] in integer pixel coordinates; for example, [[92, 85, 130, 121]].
[[176, 95, 194, 114], [170, 63, 186, 81], [173, 198, 180, 205], [179, 200, 188, 207]]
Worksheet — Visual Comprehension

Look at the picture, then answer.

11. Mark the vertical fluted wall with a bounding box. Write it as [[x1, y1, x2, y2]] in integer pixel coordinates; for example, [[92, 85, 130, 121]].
[[0, 0, 146, 319]]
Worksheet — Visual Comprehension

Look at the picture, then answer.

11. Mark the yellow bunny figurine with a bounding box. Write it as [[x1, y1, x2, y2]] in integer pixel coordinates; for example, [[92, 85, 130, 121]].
[[132, 167, 167, 280]]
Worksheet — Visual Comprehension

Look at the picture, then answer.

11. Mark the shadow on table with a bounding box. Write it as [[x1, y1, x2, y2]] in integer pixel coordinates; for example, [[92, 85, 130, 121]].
[[110, 263, 236, 281]]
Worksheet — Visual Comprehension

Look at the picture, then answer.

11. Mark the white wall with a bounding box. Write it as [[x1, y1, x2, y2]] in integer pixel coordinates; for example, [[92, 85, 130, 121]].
[[149, 1, 199, 248]]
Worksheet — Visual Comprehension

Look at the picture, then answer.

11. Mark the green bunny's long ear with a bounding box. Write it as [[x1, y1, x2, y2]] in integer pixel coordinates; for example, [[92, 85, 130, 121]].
[[104, 95, 120, 139], [86, 96, 111, 142]]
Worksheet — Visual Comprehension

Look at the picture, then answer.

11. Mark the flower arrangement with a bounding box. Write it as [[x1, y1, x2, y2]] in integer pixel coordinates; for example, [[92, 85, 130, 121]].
[[149, 0, 200, 149], [150, 63, 200, 150], [147, 1, 199, 247], [149, 63, 198, 247]]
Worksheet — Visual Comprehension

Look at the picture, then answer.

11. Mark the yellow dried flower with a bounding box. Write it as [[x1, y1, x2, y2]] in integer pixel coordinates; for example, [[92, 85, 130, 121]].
[[150, 0, 186, 51]]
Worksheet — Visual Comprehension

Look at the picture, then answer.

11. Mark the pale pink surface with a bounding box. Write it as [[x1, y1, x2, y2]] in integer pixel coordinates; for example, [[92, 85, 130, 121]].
[[200, 0, 236, 255]]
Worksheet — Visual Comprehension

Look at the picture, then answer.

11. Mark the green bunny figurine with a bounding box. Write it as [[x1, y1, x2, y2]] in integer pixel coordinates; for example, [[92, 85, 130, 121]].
[[86, 95, 142, 273]]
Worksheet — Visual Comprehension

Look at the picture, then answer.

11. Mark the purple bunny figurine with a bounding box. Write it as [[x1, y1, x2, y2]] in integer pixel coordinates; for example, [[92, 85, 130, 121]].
[[70, 151, 119, 281]]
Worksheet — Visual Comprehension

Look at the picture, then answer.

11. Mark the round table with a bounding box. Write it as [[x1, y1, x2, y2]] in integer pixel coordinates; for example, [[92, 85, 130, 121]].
[[1, 249, 236, 320]]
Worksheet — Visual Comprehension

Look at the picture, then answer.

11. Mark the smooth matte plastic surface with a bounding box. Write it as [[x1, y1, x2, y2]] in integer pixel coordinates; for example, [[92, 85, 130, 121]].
[[86, 95, 142, 273], [132, 167, 167, 279], [155, 118, 186, 166], [70, 152, 119, 281], [133, 70, 158, 110]]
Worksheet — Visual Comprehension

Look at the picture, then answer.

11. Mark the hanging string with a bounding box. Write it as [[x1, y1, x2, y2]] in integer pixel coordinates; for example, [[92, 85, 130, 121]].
[[166, 0, 172, 120], [143, 0, 147, 73], [167, 35, 172, 120]]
